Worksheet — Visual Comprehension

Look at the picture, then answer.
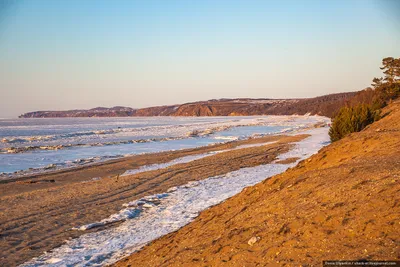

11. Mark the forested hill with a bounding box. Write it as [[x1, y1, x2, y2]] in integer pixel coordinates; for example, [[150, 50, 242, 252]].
[[19, 92, 356, 118]]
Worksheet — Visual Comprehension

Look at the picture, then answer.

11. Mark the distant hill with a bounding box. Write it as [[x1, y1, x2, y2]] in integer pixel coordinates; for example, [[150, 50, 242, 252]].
[[19, 92, 357, 118]]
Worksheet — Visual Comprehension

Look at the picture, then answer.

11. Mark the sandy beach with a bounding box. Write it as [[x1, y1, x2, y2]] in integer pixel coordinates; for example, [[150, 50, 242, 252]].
[[0, 133, 310, 266]]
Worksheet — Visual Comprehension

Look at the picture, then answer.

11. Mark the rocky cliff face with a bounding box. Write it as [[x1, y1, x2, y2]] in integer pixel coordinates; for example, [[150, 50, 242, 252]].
[[19, 92, 356, 118]]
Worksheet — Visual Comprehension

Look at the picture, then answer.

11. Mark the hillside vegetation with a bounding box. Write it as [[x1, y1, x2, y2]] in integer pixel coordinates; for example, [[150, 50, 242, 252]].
[[329, 57, 400, 141]]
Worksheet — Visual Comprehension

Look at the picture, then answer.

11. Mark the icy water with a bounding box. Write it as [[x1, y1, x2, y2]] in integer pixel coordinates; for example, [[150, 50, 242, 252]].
[[0, 116, 328, 176]]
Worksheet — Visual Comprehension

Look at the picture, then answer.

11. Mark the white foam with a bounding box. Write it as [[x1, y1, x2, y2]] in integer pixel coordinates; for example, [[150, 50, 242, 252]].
[[20, 127, 329, 267]]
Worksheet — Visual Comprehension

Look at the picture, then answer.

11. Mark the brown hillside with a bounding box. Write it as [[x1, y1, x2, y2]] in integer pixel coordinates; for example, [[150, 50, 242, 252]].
[[115, 100, 400, 266], [19, 92, 356, 118]]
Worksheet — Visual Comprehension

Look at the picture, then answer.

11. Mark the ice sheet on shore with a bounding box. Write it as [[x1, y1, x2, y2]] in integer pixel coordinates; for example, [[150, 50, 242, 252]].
[[20, 127, 329, 267], [121, 141, 276, 177]]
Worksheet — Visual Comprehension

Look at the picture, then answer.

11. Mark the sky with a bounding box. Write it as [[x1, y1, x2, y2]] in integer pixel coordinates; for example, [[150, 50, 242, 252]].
[[0, 0, 399, 118]]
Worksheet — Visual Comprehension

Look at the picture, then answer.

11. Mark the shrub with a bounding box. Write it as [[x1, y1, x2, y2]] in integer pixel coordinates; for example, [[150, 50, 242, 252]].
[[329, 104, 376, 142], [329, 56, 400, 142]]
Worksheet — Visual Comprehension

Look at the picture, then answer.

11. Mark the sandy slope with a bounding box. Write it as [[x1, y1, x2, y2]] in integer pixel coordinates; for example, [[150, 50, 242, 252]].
[[114, 101, 400, 266], [0, 134, 305, 266]]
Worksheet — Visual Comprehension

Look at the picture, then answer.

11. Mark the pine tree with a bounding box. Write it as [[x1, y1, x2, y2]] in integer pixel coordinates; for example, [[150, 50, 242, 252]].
[[329, 56, 399, 142]]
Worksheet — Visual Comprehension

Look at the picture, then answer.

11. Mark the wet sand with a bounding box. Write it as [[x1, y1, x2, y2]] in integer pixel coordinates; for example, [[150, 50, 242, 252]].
[[0, 134, 307, 266]]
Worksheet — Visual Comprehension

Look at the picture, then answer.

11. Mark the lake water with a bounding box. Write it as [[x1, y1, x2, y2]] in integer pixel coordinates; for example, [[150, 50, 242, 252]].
[[0, 116, 329, 176]]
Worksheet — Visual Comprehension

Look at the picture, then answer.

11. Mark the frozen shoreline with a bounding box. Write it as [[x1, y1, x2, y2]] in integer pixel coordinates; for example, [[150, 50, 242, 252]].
[[20, 127, 329, 267], [0, 115, 329, 180], [120, 141, 277, 178]]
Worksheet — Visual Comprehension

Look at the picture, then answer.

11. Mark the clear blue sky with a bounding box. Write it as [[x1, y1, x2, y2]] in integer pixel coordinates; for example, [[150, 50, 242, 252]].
[[0, 0, 399, 117]]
